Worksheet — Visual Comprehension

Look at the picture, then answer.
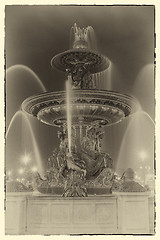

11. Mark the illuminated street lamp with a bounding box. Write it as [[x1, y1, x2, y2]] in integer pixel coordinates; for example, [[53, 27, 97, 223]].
[[6, 170, 12, 181], [138, 150, 148, 185], [8, 170, 12, 176], [31, 166, 37, 173], [18, 168, 24, 175], [139, 151, 147, 162], [21, 154, 31, 165]]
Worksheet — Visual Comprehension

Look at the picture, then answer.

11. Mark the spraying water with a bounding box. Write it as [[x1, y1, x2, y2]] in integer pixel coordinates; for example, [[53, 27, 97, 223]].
[[70, 23, 97, 50], [6, 64, 47, 129], [140, 110, 155, 125], [65, 75, 72, 153], [6, 64, 47, 92], [85, 26, 97, 50], [6, 110, 44, 176], [116, 109, 155, 176]]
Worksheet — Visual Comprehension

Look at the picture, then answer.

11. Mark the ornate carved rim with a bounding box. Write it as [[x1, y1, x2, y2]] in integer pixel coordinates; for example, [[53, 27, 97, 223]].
[[51, 49, 110, 73], [22, 89, 138, 127]]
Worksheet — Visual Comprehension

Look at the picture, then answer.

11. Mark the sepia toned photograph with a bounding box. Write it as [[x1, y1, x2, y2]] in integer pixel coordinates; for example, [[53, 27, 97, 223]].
[[5, 5, 155, 235]]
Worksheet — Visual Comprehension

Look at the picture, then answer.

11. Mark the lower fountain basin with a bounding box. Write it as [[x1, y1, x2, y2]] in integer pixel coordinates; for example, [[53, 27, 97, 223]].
[[22, 89, 138, 127]]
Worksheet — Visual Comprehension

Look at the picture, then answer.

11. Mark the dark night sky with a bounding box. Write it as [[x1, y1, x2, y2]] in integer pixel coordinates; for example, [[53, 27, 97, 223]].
[[5, 5, 155, 177]]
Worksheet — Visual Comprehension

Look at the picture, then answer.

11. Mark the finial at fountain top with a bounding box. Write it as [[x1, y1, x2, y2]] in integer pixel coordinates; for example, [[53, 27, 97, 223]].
[[72, 23, 91, 49], [51, 23, 109, 74]]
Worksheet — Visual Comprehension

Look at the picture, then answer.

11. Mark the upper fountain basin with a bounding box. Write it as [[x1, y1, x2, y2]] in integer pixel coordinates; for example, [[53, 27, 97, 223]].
[[51, 49, 110, 73], [22, 89, 138, 127]]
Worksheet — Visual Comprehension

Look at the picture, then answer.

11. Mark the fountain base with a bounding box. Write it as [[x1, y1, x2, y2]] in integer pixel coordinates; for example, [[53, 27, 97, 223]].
[[5, 192, 154, 234]]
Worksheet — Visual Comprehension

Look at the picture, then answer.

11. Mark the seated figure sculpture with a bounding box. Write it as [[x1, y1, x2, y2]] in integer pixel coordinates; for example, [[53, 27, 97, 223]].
[[80, 127, 112, 179], [34, 127, 113, 196], [57, 127, 112, 178]]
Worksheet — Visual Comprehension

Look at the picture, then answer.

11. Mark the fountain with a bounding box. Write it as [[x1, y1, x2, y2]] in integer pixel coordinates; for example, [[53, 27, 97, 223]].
[[6, 23, 154, 235], [21, 23, 140, 197]]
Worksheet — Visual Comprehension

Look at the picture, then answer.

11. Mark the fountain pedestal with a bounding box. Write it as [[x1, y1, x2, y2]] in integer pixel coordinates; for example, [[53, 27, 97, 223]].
[[5, 192, 154, 235]]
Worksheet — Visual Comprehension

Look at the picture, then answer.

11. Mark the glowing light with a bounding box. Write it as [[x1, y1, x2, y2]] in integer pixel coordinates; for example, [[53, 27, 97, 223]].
[[139, 151, 147, 161], [31, 166, 37, 172], [18, 168, 24, 174], [140, 166, 143, 169], [21, 154, 31, 165], [7, 170, 12, 176]]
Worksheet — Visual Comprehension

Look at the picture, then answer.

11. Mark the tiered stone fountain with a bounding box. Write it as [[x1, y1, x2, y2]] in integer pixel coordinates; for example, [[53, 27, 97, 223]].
[[6, 24, 153, 235], [22, 23, 139, 197]]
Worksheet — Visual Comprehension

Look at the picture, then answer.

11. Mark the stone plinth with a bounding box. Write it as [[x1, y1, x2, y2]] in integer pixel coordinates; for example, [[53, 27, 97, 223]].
[[113, 192, 154, 234], [5, 193, 27, 234], [5, 192, 154, 235]]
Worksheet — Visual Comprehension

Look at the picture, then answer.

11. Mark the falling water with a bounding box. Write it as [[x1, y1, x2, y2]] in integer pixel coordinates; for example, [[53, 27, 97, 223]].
[[92, 61, 112, 90], [6, 64, 47, 92], [6, 110, 44, 176], [86, 26, 97, 50], [116, 109, 155, 177], [105, 61, 112, 90], [65, 75, 72, 153], [6, 64, 47, 129], [132, 63, 154, 118], [139, 110, 155, 125]]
